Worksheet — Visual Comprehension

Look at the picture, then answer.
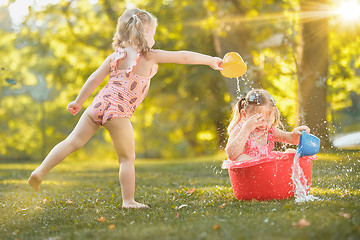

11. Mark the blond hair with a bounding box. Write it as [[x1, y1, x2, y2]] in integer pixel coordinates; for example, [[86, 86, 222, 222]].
[[227, 89, 283, 133], [112, 8, 157, 56]]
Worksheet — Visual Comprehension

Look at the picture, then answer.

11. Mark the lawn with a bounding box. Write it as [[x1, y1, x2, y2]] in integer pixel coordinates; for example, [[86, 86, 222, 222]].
[[0, 151, 359, 240]]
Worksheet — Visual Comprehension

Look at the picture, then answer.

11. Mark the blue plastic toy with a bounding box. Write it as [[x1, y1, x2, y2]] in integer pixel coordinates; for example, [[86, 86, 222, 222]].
[[297, 131, 320, 157]]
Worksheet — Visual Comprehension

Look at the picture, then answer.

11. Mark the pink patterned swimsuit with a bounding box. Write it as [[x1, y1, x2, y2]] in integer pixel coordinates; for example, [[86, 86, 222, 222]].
[[89, 48, 158, 125], [228, 124, 275, 158], [243, 125, 275, 157], [222, 124, 276, 168]]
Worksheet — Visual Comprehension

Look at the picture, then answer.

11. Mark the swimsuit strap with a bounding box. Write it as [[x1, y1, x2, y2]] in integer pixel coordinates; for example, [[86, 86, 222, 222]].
[[111, 47, 141, 73], [112, 48, 127, 71], [149, 64, 159, 78], [126, 51, 141, 74]]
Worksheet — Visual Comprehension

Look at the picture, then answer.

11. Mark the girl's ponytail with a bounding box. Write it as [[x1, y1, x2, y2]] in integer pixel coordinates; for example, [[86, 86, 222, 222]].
[[112, 9, 157, 57], [227, 98, 245, 134], [126, 14, 150, 56]]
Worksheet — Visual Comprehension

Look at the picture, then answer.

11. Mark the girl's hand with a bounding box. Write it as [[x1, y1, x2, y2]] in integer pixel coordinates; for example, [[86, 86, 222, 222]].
[[292, 125, 311, 136], [242, 113, 265, 133], [290, 125, 310, 144], [67, 101, 82, 116], [209, 57, 224, 70]]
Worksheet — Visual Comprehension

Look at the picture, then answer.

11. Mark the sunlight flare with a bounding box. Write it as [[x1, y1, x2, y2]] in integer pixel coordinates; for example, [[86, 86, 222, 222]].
[[336, 1, 360, 21]]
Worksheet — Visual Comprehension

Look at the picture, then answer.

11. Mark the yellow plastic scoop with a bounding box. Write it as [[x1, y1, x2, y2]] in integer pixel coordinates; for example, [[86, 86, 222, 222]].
[[220, 52, 247, 78]]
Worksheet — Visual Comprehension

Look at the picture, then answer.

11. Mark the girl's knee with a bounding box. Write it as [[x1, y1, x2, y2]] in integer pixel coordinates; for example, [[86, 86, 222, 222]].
[[117, 153, 135, 164], [64, 136, 86, 152]]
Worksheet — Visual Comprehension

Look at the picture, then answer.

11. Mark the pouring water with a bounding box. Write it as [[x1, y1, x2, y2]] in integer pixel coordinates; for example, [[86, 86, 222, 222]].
[[292, 151, 317, 202], [292, 131, 320, 202]]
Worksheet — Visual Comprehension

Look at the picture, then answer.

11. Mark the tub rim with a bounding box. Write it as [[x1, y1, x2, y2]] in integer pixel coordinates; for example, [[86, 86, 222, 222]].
[[229, 151, 317, 170]]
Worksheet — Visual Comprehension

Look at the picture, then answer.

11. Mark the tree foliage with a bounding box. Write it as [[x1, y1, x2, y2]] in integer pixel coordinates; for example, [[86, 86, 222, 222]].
[[0, 0, 359, 160]]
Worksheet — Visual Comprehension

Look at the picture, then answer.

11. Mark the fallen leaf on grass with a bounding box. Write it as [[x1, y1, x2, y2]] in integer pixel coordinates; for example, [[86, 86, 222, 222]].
[[97, 217, 106, 222], [44, 237, 62, 240], [292, 218, 310, 229], [67, 200, 74, 204], [108, 224, 115, 230], [187, 188, 196, 195], [213, 225, 220, 230], [17, 208, 28, 212], [177, 204, 188, 210], [339, 213, 351, 219]]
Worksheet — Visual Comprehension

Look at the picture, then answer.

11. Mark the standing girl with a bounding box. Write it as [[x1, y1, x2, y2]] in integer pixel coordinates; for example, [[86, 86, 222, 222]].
[[28, 8, 223, 208], [225, 89, 310, 163]]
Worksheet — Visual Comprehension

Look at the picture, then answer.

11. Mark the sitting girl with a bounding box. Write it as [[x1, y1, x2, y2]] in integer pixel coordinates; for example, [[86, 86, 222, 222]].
[[224, 89, 310, 164]]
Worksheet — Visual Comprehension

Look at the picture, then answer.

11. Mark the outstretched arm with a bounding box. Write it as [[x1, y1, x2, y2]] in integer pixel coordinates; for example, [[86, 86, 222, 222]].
[[274, 125, 310, 145], [151, 49, 223, 70], [67, 55, 112, 116]]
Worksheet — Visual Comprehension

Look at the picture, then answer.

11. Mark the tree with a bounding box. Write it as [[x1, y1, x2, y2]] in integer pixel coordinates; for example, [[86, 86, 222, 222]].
[[298, 0, 330, 146]]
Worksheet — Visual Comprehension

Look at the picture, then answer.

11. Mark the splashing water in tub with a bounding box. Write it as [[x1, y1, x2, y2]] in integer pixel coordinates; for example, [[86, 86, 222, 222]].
[[223, 89, 316, 201]]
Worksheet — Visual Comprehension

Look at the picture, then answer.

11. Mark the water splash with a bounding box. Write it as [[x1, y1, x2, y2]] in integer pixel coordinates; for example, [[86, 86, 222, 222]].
[[235, 75, 251, 99], [236, 77, 241, 99], [291, 151, 318, 202]]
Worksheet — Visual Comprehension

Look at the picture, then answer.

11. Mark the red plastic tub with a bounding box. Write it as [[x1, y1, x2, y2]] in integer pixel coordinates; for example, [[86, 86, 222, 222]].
[[228, 151, 317, 201]]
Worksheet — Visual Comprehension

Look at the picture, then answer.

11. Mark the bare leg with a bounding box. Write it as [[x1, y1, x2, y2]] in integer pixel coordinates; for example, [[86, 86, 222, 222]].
[[235, 154, 254, 162], [104, 117, 148, 209], [28, 108, 99, 191]]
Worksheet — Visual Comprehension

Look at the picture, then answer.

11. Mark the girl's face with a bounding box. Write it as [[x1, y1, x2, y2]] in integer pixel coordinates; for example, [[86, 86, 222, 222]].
[[144, 22, 156, 48], [244, 106, 276, 134]]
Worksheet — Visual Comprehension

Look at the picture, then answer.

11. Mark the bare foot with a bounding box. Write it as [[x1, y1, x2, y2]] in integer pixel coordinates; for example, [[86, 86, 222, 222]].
[[28, 171, 42, 192], [122, 201, 149, 209]]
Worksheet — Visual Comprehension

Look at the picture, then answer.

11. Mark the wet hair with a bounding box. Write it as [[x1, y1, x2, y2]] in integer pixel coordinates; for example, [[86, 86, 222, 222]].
[[112, 8, 157, 56], [227, 89, 282, 133]]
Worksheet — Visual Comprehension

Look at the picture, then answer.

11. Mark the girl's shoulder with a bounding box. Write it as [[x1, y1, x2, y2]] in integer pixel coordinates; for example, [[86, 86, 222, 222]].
[[148, 49, 176, 64], [108, 52, 118, 63], [110, 48, 128, 62], [148, 49, 162, 60]]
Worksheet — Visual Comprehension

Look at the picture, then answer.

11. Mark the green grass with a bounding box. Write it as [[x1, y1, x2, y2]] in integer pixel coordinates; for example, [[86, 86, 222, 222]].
[[0, 151, 359, 240]]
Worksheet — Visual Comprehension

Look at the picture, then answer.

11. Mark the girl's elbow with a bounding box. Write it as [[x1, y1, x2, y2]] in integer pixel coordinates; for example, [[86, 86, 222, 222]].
[[89, 75, 103, 86], [225, 146, 236, 161], [179, 51, 189, 64], [226, 152, 239, 162], [225, 143, 231, 156]]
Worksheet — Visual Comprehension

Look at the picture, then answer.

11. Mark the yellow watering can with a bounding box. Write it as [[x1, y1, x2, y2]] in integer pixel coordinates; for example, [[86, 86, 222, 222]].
[[220, 52, 247, 78]]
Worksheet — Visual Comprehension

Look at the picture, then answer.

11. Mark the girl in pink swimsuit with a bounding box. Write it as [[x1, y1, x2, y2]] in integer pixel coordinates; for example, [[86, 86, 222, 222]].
[[28, 8, 223, 209], [89, 47, 155, 125], [225, 89, 311, 164]]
